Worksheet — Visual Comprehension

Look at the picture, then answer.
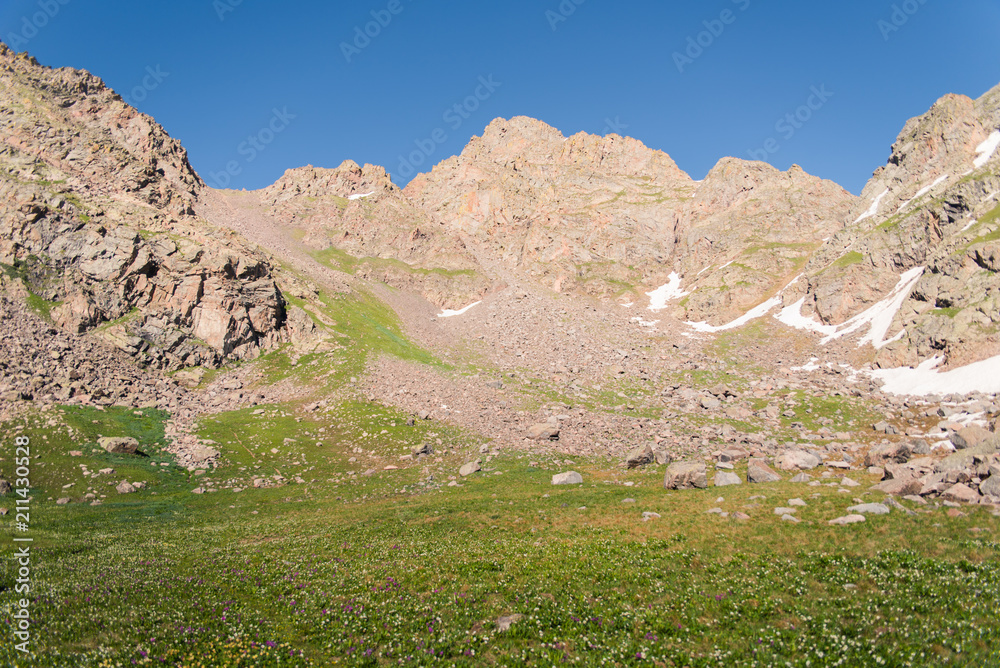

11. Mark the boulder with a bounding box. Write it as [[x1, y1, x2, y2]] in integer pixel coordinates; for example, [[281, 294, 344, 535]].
[[872, 477, 923, 496], [552, 471, 583, 485], [942, 483, 980, 504], [951, 425, 991, 450], [99, 437, 139, 455], [626, 444, 654, 469], [747, 459, 781, 484], [719, 448, 749, 463], [846, 503, 890, 516], [527, 424, 560, 441], [459, 461, 481, 477], [863, 442, 913, 467], [664, 461, 708, 490], [115, 481, 136, 494], [714, 471, 742, 487], [980, 475, 1000, 497], [775, 450, 821, 471], [412, 442, 434, 457]]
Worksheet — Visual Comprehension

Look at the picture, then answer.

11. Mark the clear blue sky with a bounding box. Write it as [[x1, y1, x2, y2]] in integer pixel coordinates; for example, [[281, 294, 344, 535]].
[[2, 0, 998, 194]]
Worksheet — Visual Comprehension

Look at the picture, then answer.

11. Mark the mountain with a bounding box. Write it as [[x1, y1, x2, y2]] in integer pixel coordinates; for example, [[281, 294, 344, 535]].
[[788, 83, 1000, 369]]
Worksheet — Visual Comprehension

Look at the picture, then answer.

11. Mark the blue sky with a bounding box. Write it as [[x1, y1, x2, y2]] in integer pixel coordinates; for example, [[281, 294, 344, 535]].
[[2, 0, 998, 194]]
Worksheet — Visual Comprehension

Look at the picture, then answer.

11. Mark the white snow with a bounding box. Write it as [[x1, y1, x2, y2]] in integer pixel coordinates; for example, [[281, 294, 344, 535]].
[[620, 302, 634, 308], [775, 268, 924, 349], [686, 297, 782, 333], [348, 191, 375, 201], [646, 272, 690, 311], [974, 130, 1000, 169], [872, 354, 1000, 396], [854, 188, 890, 224], [898, 174, 949, 212], [437, 301, 481, 318], [775, 298, 838, 336], [631, 317, 659, 328], [961, 217, 978, 232], [792, 358, 822, 372]]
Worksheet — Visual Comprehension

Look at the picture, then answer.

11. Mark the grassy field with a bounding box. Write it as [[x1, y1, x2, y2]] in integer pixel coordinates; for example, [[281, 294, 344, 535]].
[[2, 401, 999, 667]]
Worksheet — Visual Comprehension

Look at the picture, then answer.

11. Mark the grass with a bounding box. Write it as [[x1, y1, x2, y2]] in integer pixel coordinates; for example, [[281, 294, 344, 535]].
[[832, 251, 865, 269], [2, 431, 998, 667]]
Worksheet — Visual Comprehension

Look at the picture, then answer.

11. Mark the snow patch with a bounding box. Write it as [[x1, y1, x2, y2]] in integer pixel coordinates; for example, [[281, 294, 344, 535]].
[[872, 354, 1000, 396], [974, 130, 1000, 169], [631, 317, 659, 328], [348, 191, 375, 201], [854, 188, 889, 224], [961, 217, 978, 233], [646, 272, 689, 311], [775, 268, 924, 349], [437, 301, 481, 318], [686, 297, 782, 333]]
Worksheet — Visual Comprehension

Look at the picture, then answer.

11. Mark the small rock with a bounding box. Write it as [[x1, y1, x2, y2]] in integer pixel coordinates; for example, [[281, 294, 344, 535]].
[[664, 461, 708, 490], [846, 503, 890, 516], [497, 614, 523, 632], [829, 514, 866, 526], [115, 481, 136, 494], [641, 511, 661, 521]]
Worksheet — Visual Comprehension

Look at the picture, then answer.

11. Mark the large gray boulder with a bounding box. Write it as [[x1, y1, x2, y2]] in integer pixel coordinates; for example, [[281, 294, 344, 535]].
[[664, 461, 708, 490], [714, 471, 742, 487], [552, 471, 583, 485]]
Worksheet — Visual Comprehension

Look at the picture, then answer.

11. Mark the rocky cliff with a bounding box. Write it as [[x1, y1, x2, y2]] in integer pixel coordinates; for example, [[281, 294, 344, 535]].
[[0, 43, 289, 369], [404, 116, 855, 323], [790, 83, 1000, 368]]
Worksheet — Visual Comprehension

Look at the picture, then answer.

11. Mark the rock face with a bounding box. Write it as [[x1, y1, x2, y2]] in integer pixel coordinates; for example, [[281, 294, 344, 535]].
[[255, 162, 489, 310], [0, 45, 289, 369], [664, 461, 708, 490], [790, 83, 1000, 369], [405, 116, 854, 322]]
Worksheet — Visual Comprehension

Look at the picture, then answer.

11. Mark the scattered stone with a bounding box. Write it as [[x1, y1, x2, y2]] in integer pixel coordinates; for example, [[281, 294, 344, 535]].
[[942, 483, 980, 504], [115, 481, 136, 494], [664, 461, 708, 490], [552, 471, 583, 485], [459, 461, 481, 477], [747, 459, 781, 484], [788, 498, 807, 507], [99, 437, 139, 455], [774, 507, 797, 516], [641, 511, 661, 521], [496, 615, 523, 632], [626, 444, 655, 469], [528, 424, 560, 441], [775, 450, 821, 471], [781, 514, 800, 523], [840, 477, 860, 487], [790, 473, 812, 483], [56, 497, 70, 505], [829, 514, 867, 526], [846, 503, 890, 516], [714, 471, 742, 487]]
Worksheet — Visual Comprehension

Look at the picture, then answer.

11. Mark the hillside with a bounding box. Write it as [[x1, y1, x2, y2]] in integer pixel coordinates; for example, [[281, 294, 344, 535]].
[[1, 42, 1000, 668]]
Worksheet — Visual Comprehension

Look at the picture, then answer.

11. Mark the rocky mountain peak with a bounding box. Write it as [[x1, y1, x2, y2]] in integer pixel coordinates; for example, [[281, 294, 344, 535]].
[[260, 160, 396, 203]]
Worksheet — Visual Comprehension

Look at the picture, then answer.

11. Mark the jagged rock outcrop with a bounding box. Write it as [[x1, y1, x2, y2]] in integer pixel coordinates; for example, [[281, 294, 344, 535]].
[[404, 116, 855, 322], [790, 82, 1000, 368], [255, 161, 489, 310], [0, 42, 289, 368]]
